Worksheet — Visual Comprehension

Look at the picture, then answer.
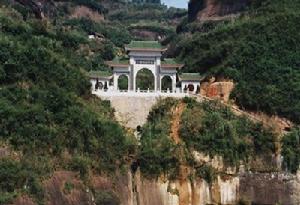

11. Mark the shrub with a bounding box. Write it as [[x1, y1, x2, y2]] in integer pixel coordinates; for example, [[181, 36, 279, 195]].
[[0, 159, 26, 193], [69, 156, 91, 180], [0, 158, 45, 203], [180, 100, 275, 166], [63, 181, 74, 195], [195, 165, 217, 184], [139, 98, 180, 178], [95, 191, 120, 205], [282, 128, 300, 173]]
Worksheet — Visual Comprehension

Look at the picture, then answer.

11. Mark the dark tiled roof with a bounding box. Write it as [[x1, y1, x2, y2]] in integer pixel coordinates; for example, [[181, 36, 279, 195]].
[[125, 41, 166, 51], [179, 73, 203, 81], [106, 57, 130, 67], [88, 70, 113, 79], [161, 58, 184, 68]]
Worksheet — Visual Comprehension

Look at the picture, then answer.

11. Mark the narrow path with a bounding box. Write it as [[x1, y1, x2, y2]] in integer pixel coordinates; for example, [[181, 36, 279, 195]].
[[170, 102, 185, 144], [170, 103, 193, 205]]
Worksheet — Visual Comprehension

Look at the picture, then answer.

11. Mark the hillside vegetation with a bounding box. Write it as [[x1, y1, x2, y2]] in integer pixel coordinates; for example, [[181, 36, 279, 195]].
[[0, 7, 135, 204], [0, 1, 187, 203], [138, 98, 278, 180], [176, 0, 300, 123]]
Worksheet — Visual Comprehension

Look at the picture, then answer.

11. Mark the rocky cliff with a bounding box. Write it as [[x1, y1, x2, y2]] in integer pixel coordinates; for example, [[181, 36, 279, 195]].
[[11, 169, 300, 205], [13, 0, 46, 18], [188, 0, 251, 22]]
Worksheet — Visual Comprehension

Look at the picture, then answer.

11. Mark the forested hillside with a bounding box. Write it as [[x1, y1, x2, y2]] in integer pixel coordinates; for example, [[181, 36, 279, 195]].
[[175, 0, 300, 123], [0, 5, 137, 204], [0, 1, 187, 203]]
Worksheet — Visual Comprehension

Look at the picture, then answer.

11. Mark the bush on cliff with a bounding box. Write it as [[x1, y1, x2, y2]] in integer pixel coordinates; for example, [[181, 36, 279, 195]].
[[140, 98, 277, 179], [138, 98, 180, 178], [282, 128, 300, 173], [180, 100, 276, 166]]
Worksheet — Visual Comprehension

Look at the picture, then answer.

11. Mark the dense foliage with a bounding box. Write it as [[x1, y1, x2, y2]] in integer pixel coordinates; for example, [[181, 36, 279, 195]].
[[0, 1, 188, 203], [138, 98, 180, 178], [282, 128, 300, 173], [139, 98, 277, 179], [176, 0, 300, 123], [136, 69, 155, 90], [180, 99, 276, 166], [107, 3, 186, 40], [0, 7, 134, 204]]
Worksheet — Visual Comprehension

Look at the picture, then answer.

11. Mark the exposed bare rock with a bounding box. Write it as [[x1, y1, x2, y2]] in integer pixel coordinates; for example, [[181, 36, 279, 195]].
[[7, 169, 300, 205], [188, 0, 251, 22], [12, 196, 36, 205], [14, 0, 45, 18], [130, 29, 161, 41], [239, 172, 300, 205], [200, 80, 234, 102], [0, 147, 10, 158], [43, 171, 91, 205], [70, 6, 104, 22]]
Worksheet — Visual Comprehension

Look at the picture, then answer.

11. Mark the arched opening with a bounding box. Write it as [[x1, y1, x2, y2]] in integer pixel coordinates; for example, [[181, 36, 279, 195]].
[[118, 75, 129, 90], [161, 76, 172, 91], [136, 68, 154, 91], [97, 82, 104, 90], [188, 84, 194, 92]]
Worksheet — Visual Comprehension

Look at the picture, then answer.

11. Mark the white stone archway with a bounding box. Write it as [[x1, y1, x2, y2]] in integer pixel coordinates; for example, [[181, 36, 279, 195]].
[[134, 68, 157, 92], [113, 73, 130, 91], [160, 74, 176, 92], [117, 74, 130, 91], [101, 41, 188, 95]]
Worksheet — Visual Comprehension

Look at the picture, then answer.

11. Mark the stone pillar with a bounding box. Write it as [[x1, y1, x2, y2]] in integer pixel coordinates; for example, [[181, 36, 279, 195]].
[[172, 74, 176, 93], [90, 79, 96, 91], [157, 66, 161, 92], [153, 71, 158, 92], [159, 75, 162, 92], [113, 73, 118, 91], [193, 83, 198, 94], [181, 82, 185, 93], [127, 74, 130, 91], [130, 65, 134, 91], [133, 71, 137, 92]]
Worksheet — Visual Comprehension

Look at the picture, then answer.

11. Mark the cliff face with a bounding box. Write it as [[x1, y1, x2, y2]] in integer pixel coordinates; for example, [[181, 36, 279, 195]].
[[13, 0, 46, 18], [188, 0, 251, 22], [12, 170, 300, 205]]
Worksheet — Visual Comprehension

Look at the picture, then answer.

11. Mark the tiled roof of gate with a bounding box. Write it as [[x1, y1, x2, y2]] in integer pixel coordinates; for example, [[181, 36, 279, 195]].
[[125, 41, 166, 51], [179, 73, 203, 81], [106, 57, 130, 67], [88, 70, 113, 79], [162, 58, 177, 65], [161, 58, 184, 68]]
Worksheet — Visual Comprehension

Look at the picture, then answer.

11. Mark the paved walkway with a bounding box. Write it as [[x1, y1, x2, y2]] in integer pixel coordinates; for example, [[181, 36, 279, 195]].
[[92, 90, 189, 98]]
